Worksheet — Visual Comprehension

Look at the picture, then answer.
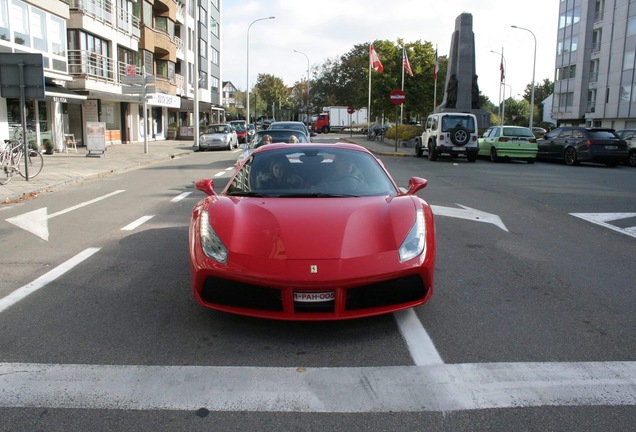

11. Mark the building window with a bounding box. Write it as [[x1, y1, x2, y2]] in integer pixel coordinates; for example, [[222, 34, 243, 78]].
[[559, 6, 581, 29], [555, 92, 574, 110], [68, 30, 112, 79], [628, 16, 636, 36], [211, 47, 219, 65], [623, 50, 635, 70]]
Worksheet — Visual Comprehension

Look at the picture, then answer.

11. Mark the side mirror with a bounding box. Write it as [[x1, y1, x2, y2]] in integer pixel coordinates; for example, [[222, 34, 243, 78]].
[[405, 177, 428, 195], [194, 179, 216, 196]]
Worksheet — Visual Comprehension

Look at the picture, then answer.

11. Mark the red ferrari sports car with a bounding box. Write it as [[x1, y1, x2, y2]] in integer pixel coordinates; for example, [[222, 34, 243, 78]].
[[189, 143, 436, 320]]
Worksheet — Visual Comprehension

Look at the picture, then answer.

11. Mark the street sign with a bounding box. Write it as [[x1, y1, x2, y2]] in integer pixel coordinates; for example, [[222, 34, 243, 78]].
[[121, 76, 143, 85], [390, 89, 406, 105], [347, 105, 355, 114]]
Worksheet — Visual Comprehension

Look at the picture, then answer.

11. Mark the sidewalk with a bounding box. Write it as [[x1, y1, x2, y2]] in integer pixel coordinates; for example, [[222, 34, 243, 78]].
[[1, 135, 412, 204]]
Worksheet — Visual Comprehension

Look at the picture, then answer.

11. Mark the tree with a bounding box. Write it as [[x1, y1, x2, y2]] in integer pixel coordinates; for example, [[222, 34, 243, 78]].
[[254, 74, 290, 119], [523, 78, 554, 125]]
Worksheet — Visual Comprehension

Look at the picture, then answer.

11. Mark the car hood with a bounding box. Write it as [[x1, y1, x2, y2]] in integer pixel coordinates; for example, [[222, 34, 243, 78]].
[[205, 196, 419, 259]]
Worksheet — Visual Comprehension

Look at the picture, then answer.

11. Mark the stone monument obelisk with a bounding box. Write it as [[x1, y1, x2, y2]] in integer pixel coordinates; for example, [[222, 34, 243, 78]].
[[436, 13, 489, 126]]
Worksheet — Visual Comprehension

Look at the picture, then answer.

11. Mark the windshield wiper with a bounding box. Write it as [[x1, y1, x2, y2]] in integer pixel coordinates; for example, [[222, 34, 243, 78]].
[[227, 191, 271, 197], [283, 193, 360, 198]]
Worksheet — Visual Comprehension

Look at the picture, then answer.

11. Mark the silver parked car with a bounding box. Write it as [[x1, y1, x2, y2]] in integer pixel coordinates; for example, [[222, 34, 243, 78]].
[[198, 124, 238, 151]]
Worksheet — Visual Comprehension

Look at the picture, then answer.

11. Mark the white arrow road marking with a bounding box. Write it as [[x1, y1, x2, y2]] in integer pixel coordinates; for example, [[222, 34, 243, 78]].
[[1, 361, 634, 412], [431, 204, 508, 232], [570, 212, 636, 239], [5, 190, 125, 241], [0, 248, 100, 314]]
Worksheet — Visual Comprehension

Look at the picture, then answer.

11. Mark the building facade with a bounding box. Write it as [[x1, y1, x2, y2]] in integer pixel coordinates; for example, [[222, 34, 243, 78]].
[[0, 0, 222, 150], [553, 0, 636, 128]]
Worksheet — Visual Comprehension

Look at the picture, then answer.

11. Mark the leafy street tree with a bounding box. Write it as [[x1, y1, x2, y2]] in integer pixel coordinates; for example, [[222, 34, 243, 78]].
[[253, 74, 290, 119], [522, 78, 554, 126]]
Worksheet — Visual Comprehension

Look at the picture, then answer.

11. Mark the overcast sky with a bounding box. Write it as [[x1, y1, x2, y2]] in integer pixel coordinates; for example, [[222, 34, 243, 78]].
[[220, 0, 559, 109]]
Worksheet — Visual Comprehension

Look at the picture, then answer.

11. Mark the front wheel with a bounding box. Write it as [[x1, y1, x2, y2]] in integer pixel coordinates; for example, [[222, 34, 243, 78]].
[[628, 149, 636, 167], [18, 149, 44, 178], [564, 147, 578, 166]]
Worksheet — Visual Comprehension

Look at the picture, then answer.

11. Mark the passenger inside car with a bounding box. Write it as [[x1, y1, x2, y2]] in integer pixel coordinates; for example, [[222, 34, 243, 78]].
[[256, 157, 304, 189]]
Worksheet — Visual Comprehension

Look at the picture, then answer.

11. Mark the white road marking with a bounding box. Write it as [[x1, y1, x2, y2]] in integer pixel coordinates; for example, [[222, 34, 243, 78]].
[[0, 248, 101, 314], [394, 309, 444, 366], [121, 215, 154, 231], [570, 212, 636, 239], [5, 190, 125, 241], [214, 171, 225, 177], [170, 192, 192, 203], [1, 361, 634, 412], [431, 204, 508, 231]]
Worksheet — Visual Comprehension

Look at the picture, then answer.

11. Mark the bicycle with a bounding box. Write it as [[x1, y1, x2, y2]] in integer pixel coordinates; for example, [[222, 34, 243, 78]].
[[1, 139, 44, 185]]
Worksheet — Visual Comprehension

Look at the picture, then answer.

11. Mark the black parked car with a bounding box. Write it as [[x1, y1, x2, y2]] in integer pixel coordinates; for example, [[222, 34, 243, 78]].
[[615, 129, 636, 167], [537, 127, 628, 167]]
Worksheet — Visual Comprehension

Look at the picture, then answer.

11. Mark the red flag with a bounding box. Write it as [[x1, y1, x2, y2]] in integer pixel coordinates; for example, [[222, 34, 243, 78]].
[[433, 48, 439, 80], [370, 44, 383, 73], [500, 56, 505, 83], [403, 47, 413, 77]]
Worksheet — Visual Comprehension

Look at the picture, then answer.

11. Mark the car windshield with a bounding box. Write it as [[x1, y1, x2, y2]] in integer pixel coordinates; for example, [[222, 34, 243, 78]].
[[502, 127, 535, 137], [588, 130, 619, 139], [441, 115, 475, 132], [231, 123, 245, 132], [269, 123, 307, 133], [206, 125, 230, 134], [250, 130, 310, 148], [226, 147, 398, 197]]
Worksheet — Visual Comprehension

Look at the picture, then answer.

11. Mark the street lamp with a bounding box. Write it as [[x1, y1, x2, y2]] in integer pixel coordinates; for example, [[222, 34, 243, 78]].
[[490, 49, 506, 124], [293, 49, 310, 125], [246, 16, 275, 124], [511, 25, 537, 129]]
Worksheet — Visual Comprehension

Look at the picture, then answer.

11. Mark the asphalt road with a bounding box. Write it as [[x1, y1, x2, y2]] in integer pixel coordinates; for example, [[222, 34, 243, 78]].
[[0, 136, 635, 431]]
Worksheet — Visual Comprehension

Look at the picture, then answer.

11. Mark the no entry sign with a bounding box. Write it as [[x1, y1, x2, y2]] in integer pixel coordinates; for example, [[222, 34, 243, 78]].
[[390, 89, 406, 105]]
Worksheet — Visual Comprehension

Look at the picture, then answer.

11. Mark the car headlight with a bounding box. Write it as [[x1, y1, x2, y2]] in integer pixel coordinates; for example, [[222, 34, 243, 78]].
[[200, 210, 228, 263], [398, 209, 425, 262]]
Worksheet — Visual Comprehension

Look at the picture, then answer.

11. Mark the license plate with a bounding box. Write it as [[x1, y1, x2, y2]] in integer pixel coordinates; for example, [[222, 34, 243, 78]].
[[451, 147, 466, 151], [605, 145, 617, 150], [293, 291, 335, 303]]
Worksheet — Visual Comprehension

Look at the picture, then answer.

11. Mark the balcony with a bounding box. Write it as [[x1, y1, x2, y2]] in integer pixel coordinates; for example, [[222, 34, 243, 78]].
[[70, 0, 140, 40], [68, 49, 116, 83]]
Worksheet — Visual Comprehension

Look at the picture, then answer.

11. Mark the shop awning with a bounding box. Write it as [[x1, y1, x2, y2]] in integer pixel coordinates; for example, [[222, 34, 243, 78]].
[[180, 98, 212, 112], [45, 84, 87, 104]]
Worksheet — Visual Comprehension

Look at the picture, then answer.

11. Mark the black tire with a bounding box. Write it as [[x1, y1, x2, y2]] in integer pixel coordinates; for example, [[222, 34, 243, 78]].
[[450, 126, 470, 146], [628, 149, 636, 167], [527, 158, 535, 164], [415, 141, 423, 158], [427, 142, 437, 161], [322, 126, 330, 134], [490, 147, 499, 162], [564, 147, 578, 166], [467, 152, 478, 162]]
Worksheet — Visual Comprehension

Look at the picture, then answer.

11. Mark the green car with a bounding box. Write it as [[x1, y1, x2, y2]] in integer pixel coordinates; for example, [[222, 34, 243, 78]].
[[478, 125, 538, 163]]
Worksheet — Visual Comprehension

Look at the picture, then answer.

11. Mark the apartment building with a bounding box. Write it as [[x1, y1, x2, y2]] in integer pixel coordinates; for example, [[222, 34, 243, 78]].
[[554, 0, 636, 128], [0, 0, 222, 150]]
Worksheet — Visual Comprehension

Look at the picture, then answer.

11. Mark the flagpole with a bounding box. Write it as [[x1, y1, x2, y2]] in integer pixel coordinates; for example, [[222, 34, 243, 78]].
[[400, 46, 405, 125], [368, 43, 372, 131], [433, 45, 438, 112]]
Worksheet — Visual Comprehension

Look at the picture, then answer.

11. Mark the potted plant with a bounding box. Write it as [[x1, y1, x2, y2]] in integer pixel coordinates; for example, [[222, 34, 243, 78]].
[[43, 139, 54, 155], [167, 122, 178, 139]]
